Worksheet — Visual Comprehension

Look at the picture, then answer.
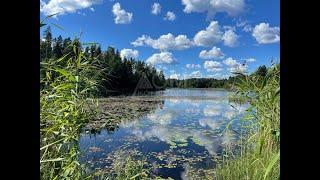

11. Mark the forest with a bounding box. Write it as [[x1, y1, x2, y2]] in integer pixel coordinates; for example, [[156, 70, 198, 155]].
[[40, 26, 166, 96]]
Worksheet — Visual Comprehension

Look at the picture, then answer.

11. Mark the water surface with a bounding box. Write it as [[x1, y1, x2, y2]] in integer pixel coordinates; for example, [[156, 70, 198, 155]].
[[80, 88, 249, 179]]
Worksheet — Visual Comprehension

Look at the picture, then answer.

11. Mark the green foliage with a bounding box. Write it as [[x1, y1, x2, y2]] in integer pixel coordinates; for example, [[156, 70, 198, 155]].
[[215, 64, 280, 180], [113, 155, 148, 180], [92, 152, 149, 180], [253, 65, 268, 77], [40, 26, 53, 60], [40, 43, 99, 179], [40, 31, 166, 96], [53, 35, 64, 58]]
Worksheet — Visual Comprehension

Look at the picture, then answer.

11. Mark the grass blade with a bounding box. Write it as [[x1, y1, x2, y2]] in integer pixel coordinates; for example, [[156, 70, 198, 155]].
[[263, 151, 280, 179]]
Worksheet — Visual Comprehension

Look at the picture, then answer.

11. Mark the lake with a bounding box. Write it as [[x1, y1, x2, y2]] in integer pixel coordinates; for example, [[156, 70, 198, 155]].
[[79, 88, 249, 179]]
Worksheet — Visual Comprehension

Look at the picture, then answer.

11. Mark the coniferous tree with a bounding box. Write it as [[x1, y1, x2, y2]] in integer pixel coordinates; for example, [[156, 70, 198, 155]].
[[254, 65, 268, 77], [43, 26, 53, 59], [53, 35, 63, 58], [90, 44, 97, 59], [84, 46, 90, 58], [62, 37, 73, 60]]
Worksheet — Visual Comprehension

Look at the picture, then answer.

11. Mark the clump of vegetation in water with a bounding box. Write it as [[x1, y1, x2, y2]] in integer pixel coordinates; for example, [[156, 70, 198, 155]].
[[215, 64, 280, 180], [84, 96, 164, 131], [89, 150, 148, 180]]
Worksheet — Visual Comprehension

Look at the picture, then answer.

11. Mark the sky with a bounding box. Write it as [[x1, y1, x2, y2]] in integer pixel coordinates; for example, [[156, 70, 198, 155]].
[[40, 0, 280, 79]]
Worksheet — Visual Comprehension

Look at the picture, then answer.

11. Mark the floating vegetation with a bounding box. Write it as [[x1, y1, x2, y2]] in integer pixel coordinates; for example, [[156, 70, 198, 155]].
[[177, 143, 188, 147], [79, 89, 249, 178], [88, 146, 103, 153], [84, 96, 164, 131]]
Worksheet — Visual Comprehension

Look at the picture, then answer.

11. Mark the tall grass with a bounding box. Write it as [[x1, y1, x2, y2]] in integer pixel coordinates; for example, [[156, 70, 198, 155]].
[[215, 64, 280, 180], [40, 40, 100, 179]]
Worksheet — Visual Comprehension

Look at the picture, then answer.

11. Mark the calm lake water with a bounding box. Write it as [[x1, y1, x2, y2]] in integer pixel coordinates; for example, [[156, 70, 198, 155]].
[[79, 88, 249, 179]]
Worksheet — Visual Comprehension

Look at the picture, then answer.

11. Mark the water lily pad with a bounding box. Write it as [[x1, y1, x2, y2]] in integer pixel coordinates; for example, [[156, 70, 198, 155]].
[[177, 143, 188, 147], [169, 145, 177, 149]]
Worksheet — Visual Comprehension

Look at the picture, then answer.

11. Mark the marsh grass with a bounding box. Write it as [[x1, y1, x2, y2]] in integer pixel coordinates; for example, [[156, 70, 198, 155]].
[[215, 64, 280, 180], [40, 31, 101, 179]]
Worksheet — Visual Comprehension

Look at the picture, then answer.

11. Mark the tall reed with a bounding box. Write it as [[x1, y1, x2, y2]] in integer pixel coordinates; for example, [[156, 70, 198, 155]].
[[215, 64, 280, 180], [40, 39, 100, 179]]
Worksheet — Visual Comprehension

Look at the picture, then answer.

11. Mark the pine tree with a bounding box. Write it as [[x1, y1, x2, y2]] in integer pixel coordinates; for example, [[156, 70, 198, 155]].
[[62, 37, 72, 57], [84, 46, 90, 58], [90, 44, 97, 59], [43, 26, 53, 59], [95, 46, 102, 61], [53, 35, 63, 58]]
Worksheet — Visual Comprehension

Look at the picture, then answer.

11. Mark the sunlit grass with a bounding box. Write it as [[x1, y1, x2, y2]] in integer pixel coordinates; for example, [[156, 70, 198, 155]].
[[215, 64, 280, 180], [40, 42, 100, 179]]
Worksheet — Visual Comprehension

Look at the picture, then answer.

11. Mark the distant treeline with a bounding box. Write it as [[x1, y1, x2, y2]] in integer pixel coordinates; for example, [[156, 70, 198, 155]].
[[165, 65, 268, 89], [40, 27, 165, 96], [166, 77, 235, 89]]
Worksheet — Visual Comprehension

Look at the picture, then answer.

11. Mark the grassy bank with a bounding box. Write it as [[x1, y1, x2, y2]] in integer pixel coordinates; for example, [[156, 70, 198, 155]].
[[215, 64, 280, 179]]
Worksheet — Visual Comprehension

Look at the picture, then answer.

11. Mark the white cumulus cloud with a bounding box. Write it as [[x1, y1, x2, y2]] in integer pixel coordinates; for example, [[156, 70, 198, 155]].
[[222, 29, 239, 47], [194, 21, 223, 47], [223, 25, 236, 31], [164, 11, 176, 21], [146, 52, 177, 65], [181, 0, 245, 19], [204, 61, 223, 72], [188, 71, 202, 78], [169, 73, 181, 79], [223, 57, 238, 66], [186, 64, 201, 69], [243, 24, 252, 32], [40, 0, 101, 16], [132, 21, 239, 51], [120, 49, 139, 60], [132, 33, 193, 51], [199, 46, 224, 59], [207, 73, 229, 79], [229, 65, 247, 73], [252, 23, 280, 44], [112, 2, 133, 24], [223, 57, 247, 73], [236, 19, 247, 27], [151, 3, 161, 15], [245, 58, 256, 62]]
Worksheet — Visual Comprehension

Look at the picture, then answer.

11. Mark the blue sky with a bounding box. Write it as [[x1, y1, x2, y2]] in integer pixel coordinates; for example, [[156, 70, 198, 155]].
[[40, 0, 280, 79]]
